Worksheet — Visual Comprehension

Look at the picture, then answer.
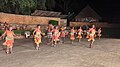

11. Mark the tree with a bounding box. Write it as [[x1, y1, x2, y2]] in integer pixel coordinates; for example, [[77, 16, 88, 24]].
[[0, 0, 37, 15], [0, 0, 5, 11], [37, 0, 46, 10], [18, 0, 37, 15], [0, 0, 11, 12]]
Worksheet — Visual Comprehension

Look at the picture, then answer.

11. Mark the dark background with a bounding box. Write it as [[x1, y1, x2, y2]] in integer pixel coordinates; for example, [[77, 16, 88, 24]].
[[55, 0, 120, 23], [0, 0, 120, 23]]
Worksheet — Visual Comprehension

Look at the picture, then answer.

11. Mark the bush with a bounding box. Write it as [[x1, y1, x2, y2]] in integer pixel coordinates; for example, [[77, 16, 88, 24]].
[[49, 20, 58, 25], [0, 30, 34, 35]]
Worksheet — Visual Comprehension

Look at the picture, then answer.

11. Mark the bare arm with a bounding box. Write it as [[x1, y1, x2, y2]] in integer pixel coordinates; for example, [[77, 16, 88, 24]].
[[0, 31, 6, 38], [13, 32, 16, 37], [33, 30, 36, 35]]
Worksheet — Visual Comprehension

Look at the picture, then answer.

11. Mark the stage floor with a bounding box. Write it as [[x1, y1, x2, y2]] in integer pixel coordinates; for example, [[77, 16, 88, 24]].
[[0, 38, 120, 67]]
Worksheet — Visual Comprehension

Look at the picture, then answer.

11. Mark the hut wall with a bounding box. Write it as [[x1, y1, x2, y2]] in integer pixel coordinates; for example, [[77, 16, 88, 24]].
[[0, 13, 61, 25], [70, 22, 120, 28]]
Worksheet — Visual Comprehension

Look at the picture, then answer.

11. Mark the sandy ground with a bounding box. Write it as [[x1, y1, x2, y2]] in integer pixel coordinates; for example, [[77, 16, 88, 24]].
[[0, 38, 120, 67]]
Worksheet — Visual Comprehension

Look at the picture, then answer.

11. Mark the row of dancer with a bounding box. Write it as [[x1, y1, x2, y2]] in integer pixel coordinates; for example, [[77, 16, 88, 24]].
[[46, 24, 101, 48], [0, 25, 101, 54]]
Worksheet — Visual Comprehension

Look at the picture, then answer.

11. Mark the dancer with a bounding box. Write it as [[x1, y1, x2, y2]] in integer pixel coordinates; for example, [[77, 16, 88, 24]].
[[65, 27, 69, 36], [47, 27, 53, 45], [70, 27, 75, 44], [82, 25, 89, 38], [77, 27, 83, 42], [60, 27, 66, 43], [88, 25, 96, 48], [0, 26, 16, 54], [52, 26, 59, 47], [33, 25, 42, 50], [97, 28, 102, 39]]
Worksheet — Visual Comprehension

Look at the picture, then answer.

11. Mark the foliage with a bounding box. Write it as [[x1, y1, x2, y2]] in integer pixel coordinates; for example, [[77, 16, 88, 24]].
[[18, 0, 37, 14], [37, 0, 46, 10], [0, 0, 37, 15], [0, 0, 74, 15]]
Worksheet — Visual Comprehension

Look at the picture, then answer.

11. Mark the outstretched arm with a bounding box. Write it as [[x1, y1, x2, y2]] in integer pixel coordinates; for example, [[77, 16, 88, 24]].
[[0, 31, 6, 38], [13, 32, 16, 37]]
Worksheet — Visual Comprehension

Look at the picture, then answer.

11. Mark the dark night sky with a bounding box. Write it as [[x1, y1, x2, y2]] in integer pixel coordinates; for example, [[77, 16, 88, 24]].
[[89, 0, 120, 18], [89, 0, 120, 23], [55, 0, 120, 22]]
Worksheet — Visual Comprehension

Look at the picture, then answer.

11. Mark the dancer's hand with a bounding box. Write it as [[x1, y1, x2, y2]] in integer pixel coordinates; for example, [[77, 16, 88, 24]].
[[32, 35, 34, 38]]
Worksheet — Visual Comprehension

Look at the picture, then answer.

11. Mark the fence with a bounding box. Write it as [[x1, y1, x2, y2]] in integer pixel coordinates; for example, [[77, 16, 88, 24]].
[[0, 13, 61, 25]]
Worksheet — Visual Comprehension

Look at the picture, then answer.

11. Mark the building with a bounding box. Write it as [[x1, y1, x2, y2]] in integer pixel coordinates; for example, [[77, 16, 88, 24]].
[[75, 5, 102, 22]]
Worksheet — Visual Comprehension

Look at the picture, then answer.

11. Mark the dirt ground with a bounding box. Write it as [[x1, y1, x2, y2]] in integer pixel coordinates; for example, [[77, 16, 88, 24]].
[[0, 38, 120, 67]]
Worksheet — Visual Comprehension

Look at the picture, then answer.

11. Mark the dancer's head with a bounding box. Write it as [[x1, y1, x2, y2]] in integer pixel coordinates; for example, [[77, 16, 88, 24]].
[[55, 26, 58, 29], [92, 25, 95, 28], [79, 26, 82, 29], [9, 26, 13, 31], [64, 27, 66, 29], [37, 25, 41, 29], [72, 27, 74, 29]]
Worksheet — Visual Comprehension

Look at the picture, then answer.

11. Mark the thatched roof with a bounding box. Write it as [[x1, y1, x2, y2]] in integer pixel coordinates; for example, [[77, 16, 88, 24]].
[[31, 10, 67, 18], [76, 5, 102, 20], [31, 10, 61, 17]]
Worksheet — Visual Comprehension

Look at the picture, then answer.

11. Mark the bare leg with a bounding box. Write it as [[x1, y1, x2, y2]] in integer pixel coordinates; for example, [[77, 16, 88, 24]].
[[10, 47, 13, 54], [51, 39, 54, 47], [78, 39, 81, 42], [47, 38, 50, 45], [54, 41, 57, 47], [71, 40, 73, 44], [99, 36, 101, 39], [90, 40, 94, 48], [59, 38, 62, 44], [61, 37, 65, 44], [6, 46, 9, 54], [36, 43, 39, 50], [51, 41, 55, 47]]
